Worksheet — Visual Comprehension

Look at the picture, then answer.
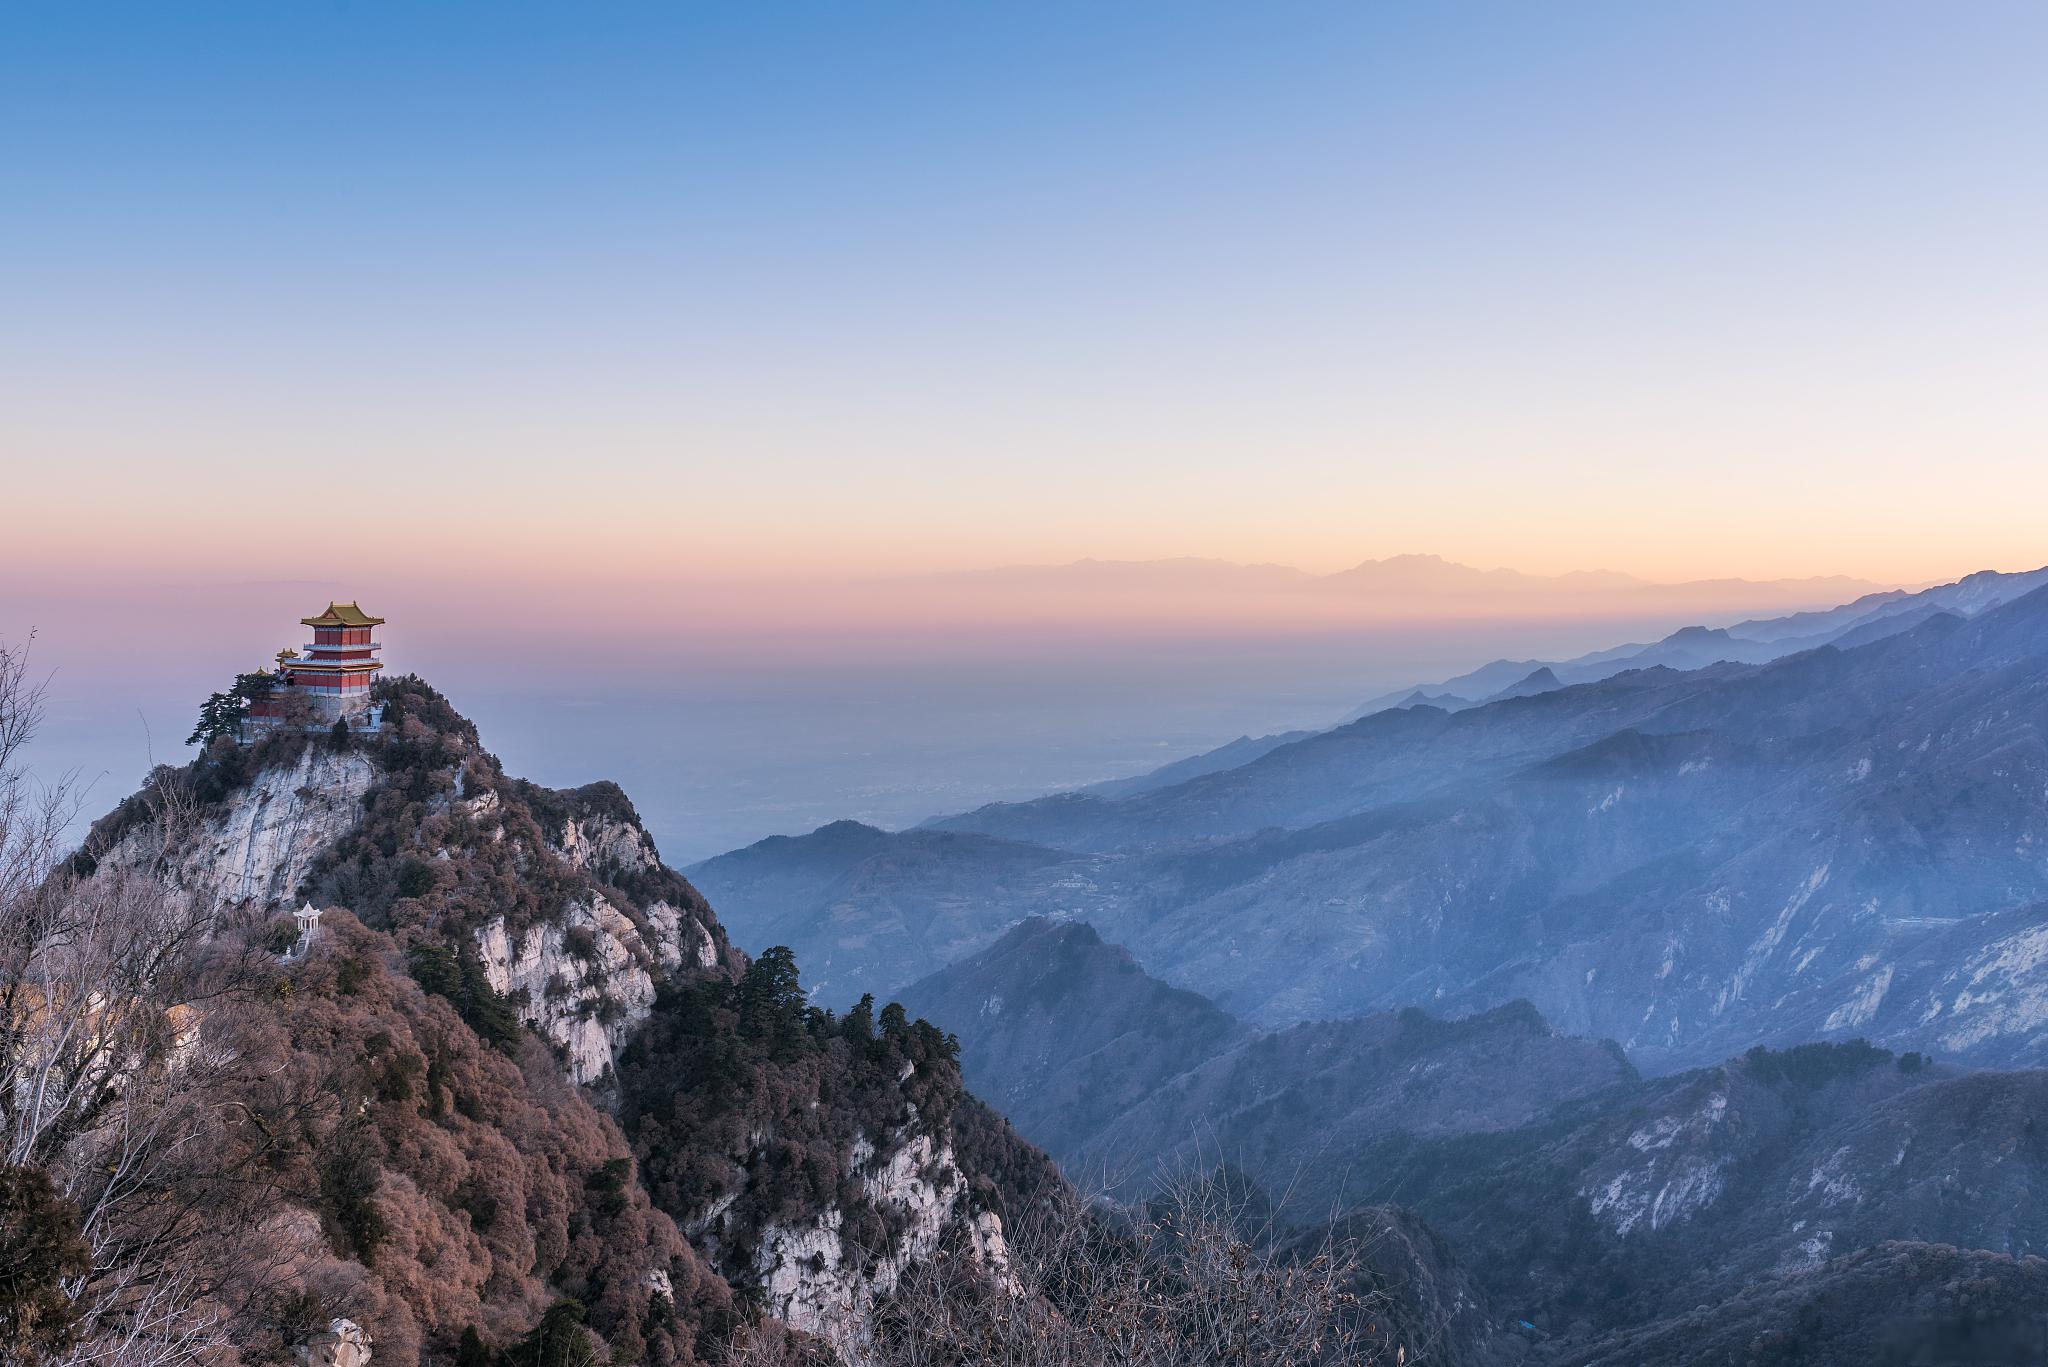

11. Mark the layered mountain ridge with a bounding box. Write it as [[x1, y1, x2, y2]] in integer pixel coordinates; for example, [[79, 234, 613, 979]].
[[694, 567, 2048, 1074], [1347, 563, 2048, 718], [903, 916, 2048, 1361]]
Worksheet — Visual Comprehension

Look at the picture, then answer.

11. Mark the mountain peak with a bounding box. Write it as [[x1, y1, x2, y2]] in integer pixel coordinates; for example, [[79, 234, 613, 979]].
[[1485, 666, 1563, 702]]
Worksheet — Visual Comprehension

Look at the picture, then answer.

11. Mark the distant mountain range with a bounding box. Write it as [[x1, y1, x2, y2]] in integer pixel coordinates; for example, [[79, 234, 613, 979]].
[[1345, 565, 2048, 718], [673, 559, 2048, 1364], [691, 564, 2048, 1072]]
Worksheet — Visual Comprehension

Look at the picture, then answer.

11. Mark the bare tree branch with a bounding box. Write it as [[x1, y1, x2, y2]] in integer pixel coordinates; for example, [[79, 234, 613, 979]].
[[2, 634, 289, 1367]]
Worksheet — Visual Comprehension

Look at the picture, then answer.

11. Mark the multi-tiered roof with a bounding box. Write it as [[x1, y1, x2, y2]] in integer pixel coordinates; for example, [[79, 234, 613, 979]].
[[281, 600, 385, 696]]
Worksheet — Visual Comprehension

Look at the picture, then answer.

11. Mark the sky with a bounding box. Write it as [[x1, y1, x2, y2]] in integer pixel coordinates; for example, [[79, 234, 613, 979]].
[[5, 1, 2047, 592], [5, 3, 2047, 856]]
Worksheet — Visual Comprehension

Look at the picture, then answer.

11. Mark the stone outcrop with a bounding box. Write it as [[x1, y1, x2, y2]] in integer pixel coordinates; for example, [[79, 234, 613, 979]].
[[460, 791, 724, 1079], [554, 811, 662, 882], [645, 898, 722, 972], [294, 1318, 371, 1367], [725, 1125, 987, 1364], [474, 895, 661, 1085]]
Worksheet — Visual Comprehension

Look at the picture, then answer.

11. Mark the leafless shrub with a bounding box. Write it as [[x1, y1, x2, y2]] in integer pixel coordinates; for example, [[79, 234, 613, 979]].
[[0, 634, 74, 923], [718, 1320, 839, 1367], [1, 635, 284, 1366]]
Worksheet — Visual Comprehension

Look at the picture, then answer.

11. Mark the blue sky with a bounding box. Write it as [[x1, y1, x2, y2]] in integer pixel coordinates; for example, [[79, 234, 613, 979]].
[[5, 2, 2047, 583]]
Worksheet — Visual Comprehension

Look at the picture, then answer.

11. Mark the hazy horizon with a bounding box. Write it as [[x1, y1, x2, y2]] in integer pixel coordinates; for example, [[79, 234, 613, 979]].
[[7, 548, 2002, 862]]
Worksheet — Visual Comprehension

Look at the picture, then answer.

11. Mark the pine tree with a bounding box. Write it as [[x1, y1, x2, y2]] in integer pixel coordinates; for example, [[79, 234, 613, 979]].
[[186, 670, 281, 745], [511, 1299, 592, 1367], [845, 992, 876, 1041], [0, 1164, 91, 1357]]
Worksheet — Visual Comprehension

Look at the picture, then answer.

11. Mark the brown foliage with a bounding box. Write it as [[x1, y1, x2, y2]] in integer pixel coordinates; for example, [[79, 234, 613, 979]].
[[241, 911, 732, 1365]]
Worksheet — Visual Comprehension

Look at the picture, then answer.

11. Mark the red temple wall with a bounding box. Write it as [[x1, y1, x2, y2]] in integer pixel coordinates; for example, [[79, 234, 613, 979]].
[[310, 627, 378, 647]]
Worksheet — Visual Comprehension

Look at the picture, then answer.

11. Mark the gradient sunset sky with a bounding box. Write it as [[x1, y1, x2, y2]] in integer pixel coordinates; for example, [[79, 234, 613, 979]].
[[6, 2, 2047, 593]]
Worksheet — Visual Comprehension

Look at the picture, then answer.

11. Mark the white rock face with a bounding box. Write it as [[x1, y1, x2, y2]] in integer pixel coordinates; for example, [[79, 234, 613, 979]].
[[722, 1124, 1001, 1365], [966, 1209, 1011, 1277], [1930, 922, 2048, 1053], [104, 747, 377, 908], [556, 812, 662, 880], [1584, 1089, 1731, 1236], [467, 808, 719, 1065], [475, 894, 661, 1085], [1823, 964, 1894, 1032], [644, 899, 720, 971], [755, 1215, 851, 1341]]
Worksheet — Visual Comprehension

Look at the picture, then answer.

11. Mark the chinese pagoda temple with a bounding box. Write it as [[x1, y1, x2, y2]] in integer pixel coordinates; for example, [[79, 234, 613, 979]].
[[274, 601, 385, 717]]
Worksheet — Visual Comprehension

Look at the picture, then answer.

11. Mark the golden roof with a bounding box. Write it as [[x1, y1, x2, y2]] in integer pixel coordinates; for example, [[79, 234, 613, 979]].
[[276, 648, 301, 659], [301, 601, 385, 628]]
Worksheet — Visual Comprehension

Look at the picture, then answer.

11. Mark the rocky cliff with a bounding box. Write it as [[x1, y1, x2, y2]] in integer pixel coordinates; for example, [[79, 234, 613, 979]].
[[97, 741, 379, 907], [83, 676, 1041, 1366]]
